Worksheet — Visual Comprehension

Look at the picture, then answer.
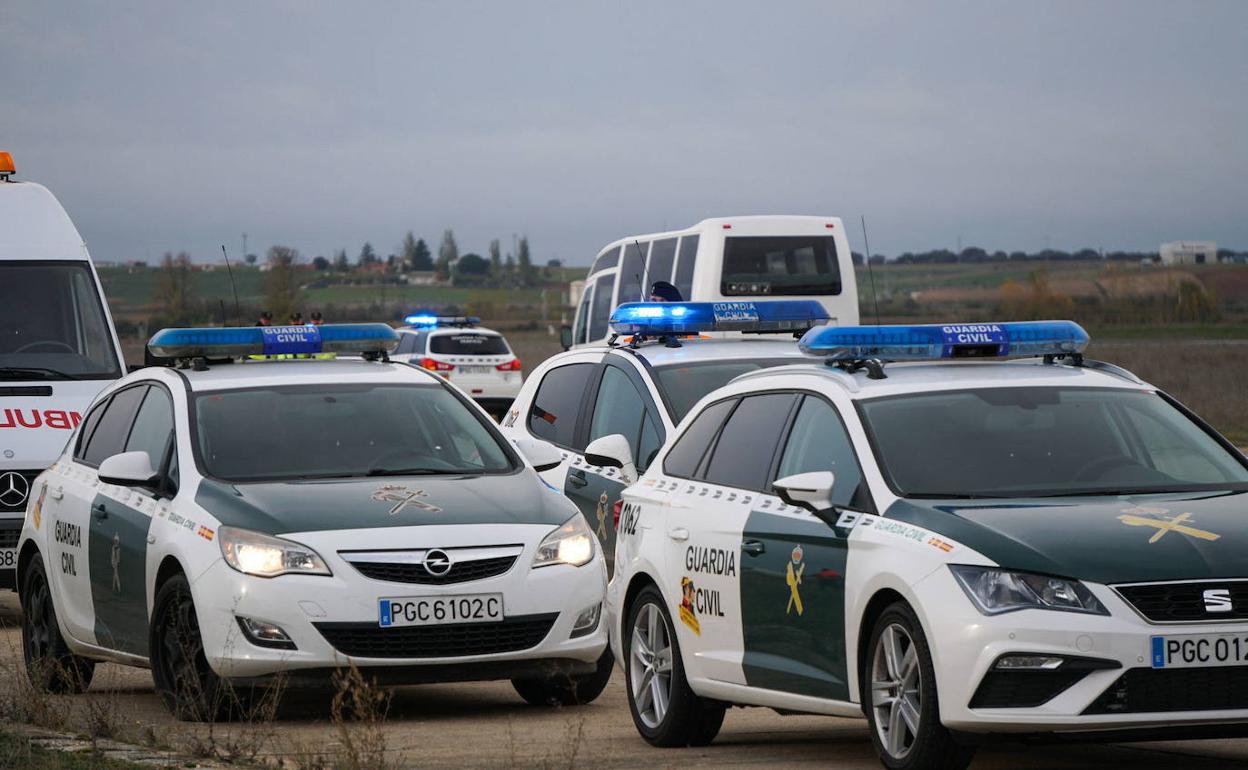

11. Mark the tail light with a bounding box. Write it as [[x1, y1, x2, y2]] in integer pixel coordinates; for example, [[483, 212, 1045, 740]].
[[496, 358, 523, 371], [613, 499, 624, 529], [420, 357, 454, 372]]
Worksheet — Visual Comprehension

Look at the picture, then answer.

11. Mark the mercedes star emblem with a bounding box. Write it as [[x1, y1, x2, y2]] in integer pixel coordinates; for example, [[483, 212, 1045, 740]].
[[0, 472, 30, 509]]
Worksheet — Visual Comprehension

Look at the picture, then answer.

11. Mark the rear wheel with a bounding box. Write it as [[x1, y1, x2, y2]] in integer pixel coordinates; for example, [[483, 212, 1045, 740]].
[[512, 648, 614, 706], [624, 585, 725, 747], [150, 573, 231, 721], [863, 602, 974, 770], [20, 556, 95, 694]]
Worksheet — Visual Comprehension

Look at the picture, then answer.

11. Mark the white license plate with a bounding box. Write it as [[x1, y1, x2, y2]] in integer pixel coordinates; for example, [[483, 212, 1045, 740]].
[[0, 549, 14, 570], [458, 365, 494, 375], [1151, 633, 1248, 668], [378, 594, 503, 628]]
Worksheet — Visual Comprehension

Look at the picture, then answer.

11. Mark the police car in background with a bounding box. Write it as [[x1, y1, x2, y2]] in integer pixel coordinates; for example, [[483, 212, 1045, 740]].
[[18, 324, 609, 720], [391, 314, 524, 417], [603, 316, 1248, 770], [499, 301, 829, 573], [0, 152, 127, 587]]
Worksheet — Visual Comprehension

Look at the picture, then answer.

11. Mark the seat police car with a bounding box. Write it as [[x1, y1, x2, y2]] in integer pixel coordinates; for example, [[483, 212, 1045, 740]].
[[18, 324, 608, 720], [601, 314, 1248, 770], [499, 301, 829, 573], [391, 314, 524, 417]]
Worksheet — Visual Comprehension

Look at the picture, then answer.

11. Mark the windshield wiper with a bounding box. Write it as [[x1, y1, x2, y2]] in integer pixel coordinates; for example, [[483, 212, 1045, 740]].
[[0, 366, 81, 381], [365, 467, 454, 477]]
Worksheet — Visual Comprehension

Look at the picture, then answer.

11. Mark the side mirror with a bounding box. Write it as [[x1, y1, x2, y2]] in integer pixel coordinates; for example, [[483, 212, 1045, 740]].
[[98, 451, 160, 489], [559, 325, 573, 351], [774, 471, 836, 515], [514, 437, 563, 473], [584, 434, 638, 485]]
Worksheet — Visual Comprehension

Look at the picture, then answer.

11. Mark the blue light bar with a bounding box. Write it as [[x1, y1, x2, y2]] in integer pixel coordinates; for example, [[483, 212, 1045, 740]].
[[148, 323, 400, 358], [609, 300, 830, 336], [402, 313, 481, 328], [798, 321, 1089, 361]]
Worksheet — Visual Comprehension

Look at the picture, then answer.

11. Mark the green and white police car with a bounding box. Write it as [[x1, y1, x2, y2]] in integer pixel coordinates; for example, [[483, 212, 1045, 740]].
[[18, 324, 609, 720], [600, 314, 1248, 770]]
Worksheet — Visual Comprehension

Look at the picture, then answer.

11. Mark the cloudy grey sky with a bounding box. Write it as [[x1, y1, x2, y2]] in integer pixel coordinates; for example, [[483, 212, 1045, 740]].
[[3, 0, 1246, 264]]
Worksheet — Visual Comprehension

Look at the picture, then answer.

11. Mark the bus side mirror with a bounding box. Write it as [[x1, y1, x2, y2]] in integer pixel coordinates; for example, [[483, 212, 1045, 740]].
[[559, 325, 573, 351]]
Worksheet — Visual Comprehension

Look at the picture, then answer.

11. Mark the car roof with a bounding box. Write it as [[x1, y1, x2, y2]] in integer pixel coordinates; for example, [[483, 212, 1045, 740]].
[[398, 325, 503, 337], [583, 338, 809, 368], [170, 359, 437, 392]]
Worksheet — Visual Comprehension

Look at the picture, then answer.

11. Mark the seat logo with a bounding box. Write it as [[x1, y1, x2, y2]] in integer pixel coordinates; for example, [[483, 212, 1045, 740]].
[[0, 472, 29, 508], [1203, 588, 1233, 613], [422, 548, 453, 576]]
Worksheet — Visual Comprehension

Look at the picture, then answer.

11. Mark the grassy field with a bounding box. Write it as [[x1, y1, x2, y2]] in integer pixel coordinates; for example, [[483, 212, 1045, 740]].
[[0, 730, 150, 770]]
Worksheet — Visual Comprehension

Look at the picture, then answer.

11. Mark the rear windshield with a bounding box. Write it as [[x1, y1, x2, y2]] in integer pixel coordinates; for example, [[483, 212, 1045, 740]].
[[429, 333, 509, 356], [653, 358, 801, 421], [721, 236, 842, 297], [193, 383, 516, 482], [0, 261, 120, 379]]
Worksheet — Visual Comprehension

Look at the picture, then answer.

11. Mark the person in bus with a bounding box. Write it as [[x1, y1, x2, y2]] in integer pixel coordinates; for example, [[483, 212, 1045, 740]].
[[310, 311, 324, 326], [257, 310, 273, 327], [649, 280, 682, 302], [289, 311, 303, 325]]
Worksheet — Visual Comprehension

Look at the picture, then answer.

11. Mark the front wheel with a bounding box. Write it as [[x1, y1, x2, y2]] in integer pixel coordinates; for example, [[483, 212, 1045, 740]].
[[149, 573, 231, 721], [624, 585, 725, 747], [20, 556, 95, 694], [512, 648, 614, 706], [863, 602, 974, 770]]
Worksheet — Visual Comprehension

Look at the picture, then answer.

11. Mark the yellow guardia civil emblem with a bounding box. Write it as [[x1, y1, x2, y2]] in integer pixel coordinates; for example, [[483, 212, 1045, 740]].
[[31, 483, 47, 530], [786, 544, 805, 616], [678, 576, 701, 635], [1117, 506, 1220, 544], [595, 491, 609, 540]]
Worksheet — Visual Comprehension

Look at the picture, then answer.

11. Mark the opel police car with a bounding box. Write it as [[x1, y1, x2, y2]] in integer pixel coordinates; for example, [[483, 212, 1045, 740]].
[[391, 314, 524, 417], [600, 313, 1248, 770], [499, 301, 829, 574], [0, 151, 127, 588], [17, 324, 609, 720]]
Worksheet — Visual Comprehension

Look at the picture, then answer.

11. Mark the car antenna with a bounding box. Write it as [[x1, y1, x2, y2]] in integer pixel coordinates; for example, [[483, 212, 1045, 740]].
[[860, 215, 882, 325], [220, 244, 243, 326]]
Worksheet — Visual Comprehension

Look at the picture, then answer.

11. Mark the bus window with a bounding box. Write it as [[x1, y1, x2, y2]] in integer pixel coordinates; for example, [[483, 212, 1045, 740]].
[[674, 235, 698, 300], [590, 246, 620, 275], [721, 235, 841, 296], [588, 273, 616, 341], [617, 241, 647, 306], [645, 238, 677, 289], [573, 284, 593, 345]]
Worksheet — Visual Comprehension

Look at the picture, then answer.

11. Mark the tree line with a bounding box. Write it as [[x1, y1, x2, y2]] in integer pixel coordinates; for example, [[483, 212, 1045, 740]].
[[850, 247, 1245, 265]]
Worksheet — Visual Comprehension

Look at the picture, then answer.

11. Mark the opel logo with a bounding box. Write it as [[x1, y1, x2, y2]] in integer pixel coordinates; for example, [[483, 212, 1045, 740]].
[[423, 548, 453, 576], [0, 472, 29, 509]]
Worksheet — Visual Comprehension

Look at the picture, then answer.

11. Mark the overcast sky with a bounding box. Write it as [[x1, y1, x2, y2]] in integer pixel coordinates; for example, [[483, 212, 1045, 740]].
[[3, 1, 1246, 265]]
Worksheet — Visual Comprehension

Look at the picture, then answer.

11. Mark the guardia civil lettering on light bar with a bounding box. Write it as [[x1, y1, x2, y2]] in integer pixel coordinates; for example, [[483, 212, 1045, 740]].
[[147, 323, 399, 359], [798, 320, 1089, 361], [609, 300, 830, 337]]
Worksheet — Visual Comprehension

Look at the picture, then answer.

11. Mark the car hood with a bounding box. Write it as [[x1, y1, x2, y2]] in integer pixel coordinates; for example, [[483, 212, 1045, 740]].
[[886, 490, 1248, 585], [195, 471, 573, 536]]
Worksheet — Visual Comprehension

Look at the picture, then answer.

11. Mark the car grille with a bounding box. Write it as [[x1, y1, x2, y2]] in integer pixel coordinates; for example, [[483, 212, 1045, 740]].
[[349, 555, 517, 585], [1115, 581, 1248, 623], [1084, 666, 1248, 714], [0, 527, 19, 549], [313, 613, 558, 659], [0, 470, 39, 514]]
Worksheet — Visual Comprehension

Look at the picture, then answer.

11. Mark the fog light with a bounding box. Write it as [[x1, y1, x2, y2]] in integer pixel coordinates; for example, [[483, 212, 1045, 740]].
[[237, 616, 297, 650], [994, 654, 1065, 670], [571, 603, 601, 638]]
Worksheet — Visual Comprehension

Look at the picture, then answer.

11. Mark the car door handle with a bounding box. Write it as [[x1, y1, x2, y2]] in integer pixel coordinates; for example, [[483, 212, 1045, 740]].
[[92, 503, 108, 521], [49, 486, 64, 501], [742, 539, 766, 557], [668, 527, 689, 542], [568, 469, 589, 488]]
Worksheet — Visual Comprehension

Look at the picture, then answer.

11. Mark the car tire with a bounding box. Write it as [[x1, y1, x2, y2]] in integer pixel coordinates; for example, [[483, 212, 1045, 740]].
[[624, 585, 726, 747], [149, 573, 231, 722], [512, 648, 614, 706], [863, 601, 975, 770], [20, 555, 95, 694]]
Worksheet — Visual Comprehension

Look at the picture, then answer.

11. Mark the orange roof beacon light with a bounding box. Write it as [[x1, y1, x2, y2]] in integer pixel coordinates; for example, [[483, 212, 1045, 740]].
[[0, 151, 14, 181]]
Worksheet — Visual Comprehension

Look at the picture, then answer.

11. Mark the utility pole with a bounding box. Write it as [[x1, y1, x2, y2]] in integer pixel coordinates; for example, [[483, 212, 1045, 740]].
[[242, 233, 248, 262]]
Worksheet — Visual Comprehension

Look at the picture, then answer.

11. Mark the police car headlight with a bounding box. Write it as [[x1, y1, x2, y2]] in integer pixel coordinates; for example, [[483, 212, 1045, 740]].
[[949, 565, 1107, 616], [220, 527, 331, 578], [532, 515, 596, 568]]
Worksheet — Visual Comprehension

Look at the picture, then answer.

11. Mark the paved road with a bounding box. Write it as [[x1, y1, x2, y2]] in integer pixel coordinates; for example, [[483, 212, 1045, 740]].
[[1, 593, 1246, 769]]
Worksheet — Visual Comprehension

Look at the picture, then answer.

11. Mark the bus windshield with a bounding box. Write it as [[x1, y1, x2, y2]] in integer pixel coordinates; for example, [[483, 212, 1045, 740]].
[[0, 262, 121, 380], [721, 235, 842, 296]]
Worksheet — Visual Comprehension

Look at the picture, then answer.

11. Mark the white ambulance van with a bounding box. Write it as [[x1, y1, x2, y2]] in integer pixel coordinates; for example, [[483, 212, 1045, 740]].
[[0, 152, 126, 587], [564, 216, 859, 349]]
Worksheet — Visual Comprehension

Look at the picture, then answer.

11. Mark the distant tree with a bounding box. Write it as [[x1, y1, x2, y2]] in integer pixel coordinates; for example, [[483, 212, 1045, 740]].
[[959, 247, 988, 263], [333, 249, 350, 272], [489, 239, 502, 273], [399, 231, 418, 272], [312, 255, 330, 271], [155, 251, 194, 323], [436, 230, 459, 280], [1073, 248, 1101, 261], [358, 242, 378, 266], [868, 254, 886, 266], [546, 258, 562, 268], [456, 253, 490, 276], [851, 251, 865, 266], [265, 245, 301, 319], [244, 253, 258, 266], [517, 236, 535, 285], [387, 254, 398, 271], [411, 238, 433, 271]]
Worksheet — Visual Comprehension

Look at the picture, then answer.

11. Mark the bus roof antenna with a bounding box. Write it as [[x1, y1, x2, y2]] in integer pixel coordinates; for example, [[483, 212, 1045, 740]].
[[860, 215, 882, 326]]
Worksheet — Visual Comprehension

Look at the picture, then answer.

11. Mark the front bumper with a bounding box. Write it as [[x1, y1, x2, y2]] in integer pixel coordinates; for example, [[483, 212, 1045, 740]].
[[920, 567, 1248, 734], [190, 525, 607, 680]]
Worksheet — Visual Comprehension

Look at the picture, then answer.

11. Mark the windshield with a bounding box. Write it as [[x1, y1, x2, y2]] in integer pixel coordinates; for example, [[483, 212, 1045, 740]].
[[429, 332, 509, 356], [859, 387, 1248, 498], [0, 262, 120, 379], [194, 383, 516, 482], [654, 358, 800, 421], [721, 235, 841, 296]]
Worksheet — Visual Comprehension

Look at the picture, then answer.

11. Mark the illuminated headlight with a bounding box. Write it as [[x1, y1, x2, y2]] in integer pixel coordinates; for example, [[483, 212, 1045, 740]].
[[532, 515, 596, 568], [219, 526, 331, 578], [949, 565, 1107, 616]]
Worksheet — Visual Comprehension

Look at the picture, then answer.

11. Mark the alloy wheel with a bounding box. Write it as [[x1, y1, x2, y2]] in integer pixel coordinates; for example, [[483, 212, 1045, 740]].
[[629, 602, 674, 728], [871, 622, 922, 759]]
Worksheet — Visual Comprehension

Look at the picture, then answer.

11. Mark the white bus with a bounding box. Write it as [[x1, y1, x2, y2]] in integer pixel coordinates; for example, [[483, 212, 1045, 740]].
[[0, 152, 126, 587], [564, 216, 859, 348]]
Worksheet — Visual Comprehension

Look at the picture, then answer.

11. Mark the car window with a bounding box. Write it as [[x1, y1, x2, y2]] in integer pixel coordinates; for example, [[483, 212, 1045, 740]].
[[703, 393, 799, 491], [674, 235, 698, 301], [617, 242, 648, 307], [528, 363, 595, 449], [775, 395, 864, 508], [430, 332, 509, 356], [588, 273, 616, 341], [664, 399, 736, 479], [573, 286, 593, 346], [653, 359, 799, 422], [646, 238, 678, 287], [396, 332, 424, 355], [74, 397, 110, 462], [82, 385, 147, 467], [587, 366, 663, 470], [125, 386, 174, 472]]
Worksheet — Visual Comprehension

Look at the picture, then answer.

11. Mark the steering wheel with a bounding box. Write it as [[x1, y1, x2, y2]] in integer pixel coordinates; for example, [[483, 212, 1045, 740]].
[[1074, 456, 1140, 483], [13, 339, 76, 354]]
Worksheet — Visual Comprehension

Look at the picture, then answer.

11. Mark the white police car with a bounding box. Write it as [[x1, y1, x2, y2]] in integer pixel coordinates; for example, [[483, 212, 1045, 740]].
[[602, 317, 1248, 769], [499, 301, 828, 573], [18, 324, 609, 720], [391, 314, 524, 417]]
